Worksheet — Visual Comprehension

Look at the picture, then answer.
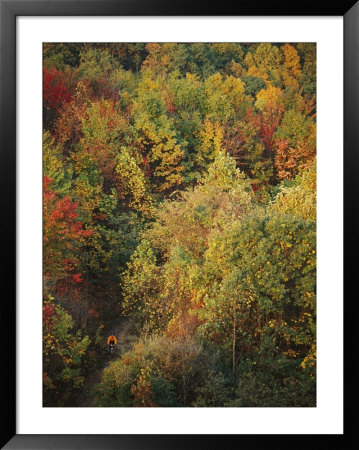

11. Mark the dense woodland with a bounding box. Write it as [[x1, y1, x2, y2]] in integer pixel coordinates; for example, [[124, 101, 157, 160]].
[[43, 42, 316, 407]]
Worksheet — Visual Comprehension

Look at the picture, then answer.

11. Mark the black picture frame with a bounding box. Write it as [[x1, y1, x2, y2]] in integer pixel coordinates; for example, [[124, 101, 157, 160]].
[[1, 0, 356, 448]]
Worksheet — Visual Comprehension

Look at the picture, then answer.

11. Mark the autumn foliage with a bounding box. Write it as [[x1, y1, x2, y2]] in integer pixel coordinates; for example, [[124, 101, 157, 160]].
[[43, 42, 316, 407]]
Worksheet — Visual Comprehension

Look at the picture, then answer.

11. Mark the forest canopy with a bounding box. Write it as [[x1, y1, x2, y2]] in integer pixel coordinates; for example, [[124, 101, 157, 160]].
[[43, 42, 316, 407]]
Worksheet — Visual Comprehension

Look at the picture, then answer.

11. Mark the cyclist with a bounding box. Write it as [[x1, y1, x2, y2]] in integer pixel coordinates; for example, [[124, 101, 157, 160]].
[[107, 334, 117, 353]]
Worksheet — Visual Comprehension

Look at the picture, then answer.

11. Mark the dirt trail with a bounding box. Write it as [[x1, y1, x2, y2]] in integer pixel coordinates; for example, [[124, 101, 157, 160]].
[[112, 318, 132, 355], [78, 317, 132, 407]]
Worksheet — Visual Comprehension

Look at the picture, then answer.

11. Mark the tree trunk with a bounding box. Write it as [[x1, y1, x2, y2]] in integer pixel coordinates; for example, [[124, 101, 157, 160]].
[[232, 317, 236, 374], [182, 374, 186, 406]]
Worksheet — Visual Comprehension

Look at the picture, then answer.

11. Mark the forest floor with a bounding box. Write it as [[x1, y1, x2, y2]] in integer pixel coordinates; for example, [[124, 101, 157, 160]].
[[77, 317, 133, 407]]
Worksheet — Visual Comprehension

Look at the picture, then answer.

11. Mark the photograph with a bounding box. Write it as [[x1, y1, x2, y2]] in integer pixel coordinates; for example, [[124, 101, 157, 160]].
[[42, 42, 317, 408]]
